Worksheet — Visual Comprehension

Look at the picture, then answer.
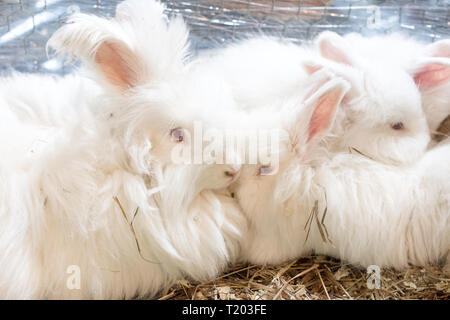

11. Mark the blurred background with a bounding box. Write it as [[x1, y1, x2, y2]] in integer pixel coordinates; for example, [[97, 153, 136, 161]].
[[0, 0, 449, 75]]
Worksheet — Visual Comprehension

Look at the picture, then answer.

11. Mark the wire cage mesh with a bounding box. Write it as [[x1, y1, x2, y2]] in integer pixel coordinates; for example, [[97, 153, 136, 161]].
[[0, 0, 449, 75]]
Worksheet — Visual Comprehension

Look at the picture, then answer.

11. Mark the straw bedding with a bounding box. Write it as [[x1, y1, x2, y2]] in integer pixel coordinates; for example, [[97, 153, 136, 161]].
[[159, 255, 449, 300]]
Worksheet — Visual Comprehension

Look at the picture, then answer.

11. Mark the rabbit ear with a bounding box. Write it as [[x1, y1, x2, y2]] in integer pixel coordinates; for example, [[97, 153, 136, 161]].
[[411, 40, 450, 91], [302, 69, 335, 101], [47, 13, 144, 91], [93, 40, 139, 89], [302, 59, 359, 104], [305, 78, 350, 143], [302, 32, 359, 102], [304, 62, 322, 75], [316, 31, 356, 67], [48, 1, 189, 91], [290, 75, 350, 152]]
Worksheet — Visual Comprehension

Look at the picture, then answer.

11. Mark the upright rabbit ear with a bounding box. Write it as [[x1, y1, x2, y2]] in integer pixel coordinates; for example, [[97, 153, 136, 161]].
[[290, 73, 350, 152], [302, 32, 359, 102], [411, 40, 450, 91], [48, 13, 143, 91], [48, 0, 189, 91], [305, 77, 350, 143], [303, 32, 355, 76], [316, 31, 356, 67], [302, 58, 359, 104], [93, 40, 138, 89]]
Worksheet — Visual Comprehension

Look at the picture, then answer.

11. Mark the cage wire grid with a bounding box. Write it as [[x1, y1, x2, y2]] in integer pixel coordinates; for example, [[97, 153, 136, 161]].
[[0, 0, 449, 75]]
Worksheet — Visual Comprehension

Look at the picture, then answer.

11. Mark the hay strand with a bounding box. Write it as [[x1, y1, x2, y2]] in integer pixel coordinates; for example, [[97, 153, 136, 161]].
[[113, 196, 160, 264]]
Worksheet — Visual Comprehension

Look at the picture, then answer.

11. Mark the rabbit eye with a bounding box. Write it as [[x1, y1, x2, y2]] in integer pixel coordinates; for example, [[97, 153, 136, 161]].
[[391, 122, 404, 130], [170, 128, 184, 142], [258, 165, 273, 176]]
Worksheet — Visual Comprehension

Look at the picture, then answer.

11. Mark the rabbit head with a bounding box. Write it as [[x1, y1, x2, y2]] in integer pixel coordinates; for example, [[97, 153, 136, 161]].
[[329, 33, 450, 135], [47, 0, 241, 197], [230, 73, 349, 264], [305, 31, 430, 165]]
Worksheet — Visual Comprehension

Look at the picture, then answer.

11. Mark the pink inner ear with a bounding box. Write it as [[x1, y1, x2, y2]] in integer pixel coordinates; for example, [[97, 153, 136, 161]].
[[95, 42, 136, 90], [320, 38, 353, 66], [414, 63, 450, 90], [307, 89, 341, 142], [304, 63, 322, 75]]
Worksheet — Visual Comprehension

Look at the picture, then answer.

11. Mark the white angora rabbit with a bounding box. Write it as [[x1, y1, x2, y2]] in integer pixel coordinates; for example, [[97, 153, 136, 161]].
[[196, 32, 432, 165], [0, 0, 246, 299], [230, 72, 449, 274]]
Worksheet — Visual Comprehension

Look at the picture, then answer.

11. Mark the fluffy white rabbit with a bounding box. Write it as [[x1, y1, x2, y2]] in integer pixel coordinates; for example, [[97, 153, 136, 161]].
[[196, 33, 431, 165], [0, 0, 246, 299], [341, 33, 450, 135], [230, 72, 449, 273]]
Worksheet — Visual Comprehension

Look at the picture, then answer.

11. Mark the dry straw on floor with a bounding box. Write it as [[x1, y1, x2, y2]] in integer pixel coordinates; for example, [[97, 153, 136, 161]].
[[159, 255, 449, 300]]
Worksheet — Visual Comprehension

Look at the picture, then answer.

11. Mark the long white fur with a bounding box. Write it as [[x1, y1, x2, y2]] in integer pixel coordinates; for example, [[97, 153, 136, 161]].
[[195, 34, 431, 165], [342, 33, 450, 134], [231, 76, 450, 272], [0, 0, 246, 299], [1, 0, 448, 299]]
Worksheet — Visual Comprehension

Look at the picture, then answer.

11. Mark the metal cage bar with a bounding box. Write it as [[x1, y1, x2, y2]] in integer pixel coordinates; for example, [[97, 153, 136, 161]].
[[0, 0, 448, 74]]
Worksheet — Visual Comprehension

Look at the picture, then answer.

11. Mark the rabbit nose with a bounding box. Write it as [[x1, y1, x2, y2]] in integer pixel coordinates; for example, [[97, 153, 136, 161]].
[[224, 164, 241, 178]]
